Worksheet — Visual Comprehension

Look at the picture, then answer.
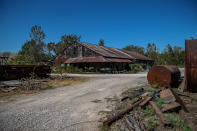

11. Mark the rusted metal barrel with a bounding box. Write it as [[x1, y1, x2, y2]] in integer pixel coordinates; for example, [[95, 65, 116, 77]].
[[185, 39, 197, 92], [147, 65, 180, 87]]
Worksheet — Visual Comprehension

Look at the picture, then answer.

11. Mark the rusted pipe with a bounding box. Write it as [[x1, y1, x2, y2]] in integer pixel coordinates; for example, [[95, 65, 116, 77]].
[[103, 99, 143, 126]]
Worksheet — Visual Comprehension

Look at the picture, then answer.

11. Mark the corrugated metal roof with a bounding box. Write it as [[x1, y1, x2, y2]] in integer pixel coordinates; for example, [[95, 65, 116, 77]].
[[79, 42, 152, 61], [65, 56, 131, 63], [79, 42, 134, 59], [121, 50, 153, 61]]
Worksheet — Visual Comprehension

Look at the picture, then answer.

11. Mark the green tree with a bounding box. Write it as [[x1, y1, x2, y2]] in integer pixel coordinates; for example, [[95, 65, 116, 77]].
[[145, 43, 159, 64], [29, 25, 45, 44], [98, 39, 104, 46], [161, 44, 185, 66], [54, 34, 81, 56], [47, 42, 55, 54], [123, 45, 145, 54], [9, 25, 47, 65]]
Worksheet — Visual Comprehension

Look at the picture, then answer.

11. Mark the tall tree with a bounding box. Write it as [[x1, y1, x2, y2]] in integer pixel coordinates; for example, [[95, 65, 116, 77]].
[[10, 25, 47, 65], [123, 45, 145, 54], [29, 25, 45, 45], [54, 34, 81, 56], [145, 43, 159, 64], [47, 42, 55, 54], [61, 34, 81, 47], [98, 39, 104, 46]]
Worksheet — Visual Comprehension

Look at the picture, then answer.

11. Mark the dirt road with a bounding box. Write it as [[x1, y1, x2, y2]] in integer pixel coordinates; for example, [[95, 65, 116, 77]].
[[0, 73, 147, 131]]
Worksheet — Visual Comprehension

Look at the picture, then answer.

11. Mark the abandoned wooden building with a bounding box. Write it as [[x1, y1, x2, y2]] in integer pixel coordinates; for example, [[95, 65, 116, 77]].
[[55, 42, 153, 72]]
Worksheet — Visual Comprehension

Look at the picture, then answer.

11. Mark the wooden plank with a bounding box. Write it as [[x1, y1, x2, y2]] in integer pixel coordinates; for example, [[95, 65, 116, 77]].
[[139, 96, 152, 107], [149, 101, 169, 127]]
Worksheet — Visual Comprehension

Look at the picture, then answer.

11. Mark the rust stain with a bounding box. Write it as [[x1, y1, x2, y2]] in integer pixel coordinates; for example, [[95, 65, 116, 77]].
[[147, 65, 180, 87]]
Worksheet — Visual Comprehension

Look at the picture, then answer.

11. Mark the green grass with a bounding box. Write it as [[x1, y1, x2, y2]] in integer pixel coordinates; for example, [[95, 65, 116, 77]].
[[143, 105, 154, 116], [154, 97, 163, 109], [130, 97, 139, 104], [99, 125, 110, 131], [145, 116, 159, 131], [164, 113, 192, 131]]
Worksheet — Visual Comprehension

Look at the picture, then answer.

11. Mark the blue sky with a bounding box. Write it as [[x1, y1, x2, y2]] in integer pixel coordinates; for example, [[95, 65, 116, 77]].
[[0, 0, 197, 52]]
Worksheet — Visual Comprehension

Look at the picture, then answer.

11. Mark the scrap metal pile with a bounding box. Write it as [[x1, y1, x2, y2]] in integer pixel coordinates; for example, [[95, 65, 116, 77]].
[[103, 39, 197, 130], [102, 85, 192, 130], [0, 65, 51, 80]]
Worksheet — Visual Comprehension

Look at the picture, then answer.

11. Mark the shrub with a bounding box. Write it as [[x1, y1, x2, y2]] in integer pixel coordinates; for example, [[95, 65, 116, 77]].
[[129, 63, 145, 73]]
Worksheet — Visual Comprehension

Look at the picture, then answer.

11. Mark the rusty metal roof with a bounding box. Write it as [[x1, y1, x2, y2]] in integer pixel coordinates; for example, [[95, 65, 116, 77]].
[[121, 50, 153, 61], [60, 42, 152, 64], [79, 42, 152, 61], [79, 42, 134, 59], [65, 56, 131, 64]]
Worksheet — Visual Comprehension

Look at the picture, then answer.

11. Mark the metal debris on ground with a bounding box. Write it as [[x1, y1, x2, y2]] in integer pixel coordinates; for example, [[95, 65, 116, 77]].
[[149, 101, 169, 127], [102, 85, 192, 130], [0, 65, 51, 80]]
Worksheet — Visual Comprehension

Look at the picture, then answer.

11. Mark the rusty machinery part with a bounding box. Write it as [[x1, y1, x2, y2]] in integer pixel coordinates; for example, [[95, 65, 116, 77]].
[[147, 65, 180, 88], [33, 65, 51, 77], [0, 65, 51, 81], [185, 39, 197, 92]]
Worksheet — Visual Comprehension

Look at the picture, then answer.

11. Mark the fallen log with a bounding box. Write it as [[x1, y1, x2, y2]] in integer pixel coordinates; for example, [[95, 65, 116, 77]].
[[103, 99, 143, 126], [149, 101, 169, 127]]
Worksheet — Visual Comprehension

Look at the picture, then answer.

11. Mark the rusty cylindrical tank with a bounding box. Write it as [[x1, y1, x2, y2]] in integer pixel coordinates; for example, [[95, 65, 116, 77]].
[[185, 39, 197, 92], [147, 65, 181, 87]]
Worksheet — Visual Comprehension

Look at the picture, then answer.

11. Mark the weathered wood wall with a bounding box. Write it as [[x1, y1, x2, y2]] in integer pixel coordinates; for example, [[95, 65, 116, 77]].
[[63, 43, 100, 58]]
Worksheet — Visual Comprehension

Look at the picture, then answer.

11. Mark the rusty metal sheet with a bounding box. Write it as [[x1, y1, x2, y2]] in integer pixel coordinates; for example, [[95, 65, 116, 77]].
[[121, 50, 153, 61], [65, 56, 131, 64], [162, 102, 181, 113], [185, 39, 197, 92], [147, 65, 180, 87], [80, 42, 132, 59], [79, 42, 152, 61], [0, 65, 51, 80]]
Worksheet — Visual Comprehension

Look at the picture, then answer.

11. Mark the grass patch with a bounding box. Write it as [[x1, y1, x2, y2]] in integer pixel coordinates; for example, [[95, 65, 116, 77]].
[[145, 116, 159, 131], [99, 125, 110, 131], [143, 105, 154, 116], [151, 84, 159, 89], [143, 98, 163, 117], [165, 113, 192, 131], [45, 77, 89, 88], [154, 97, 163, 109], [130, 97, 139, 104]]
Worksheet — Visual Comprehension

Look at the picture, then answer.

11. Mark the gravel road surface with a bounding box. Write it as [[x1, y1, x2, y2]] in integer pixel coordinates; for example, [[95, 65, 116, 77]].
[[0, 73, 147, 131]]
